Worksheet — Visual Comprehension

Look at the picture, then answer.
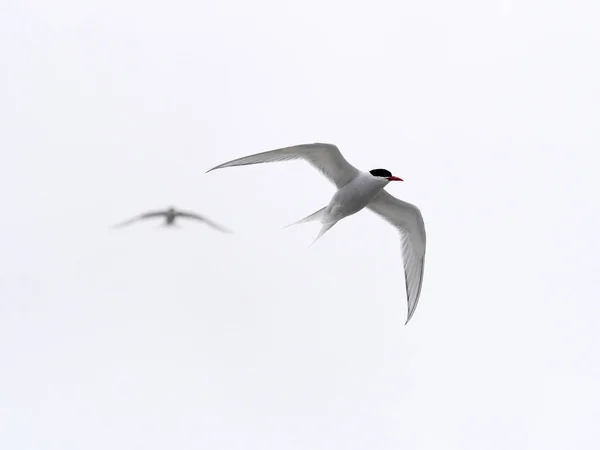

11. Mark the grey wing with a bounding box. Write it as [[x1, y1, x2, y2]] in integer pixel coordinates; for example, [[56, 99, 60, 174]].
[[176, 211, 233, 233], [367, 190, 426, 324], [111, 210, 166, 228], [206, 143, 360, 188]]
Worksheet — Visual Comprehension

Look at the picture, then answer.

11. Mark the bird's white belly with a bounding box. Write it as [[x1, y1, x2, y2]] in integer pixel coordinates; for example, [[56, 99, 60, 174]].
[[324, 176, 385, 222]]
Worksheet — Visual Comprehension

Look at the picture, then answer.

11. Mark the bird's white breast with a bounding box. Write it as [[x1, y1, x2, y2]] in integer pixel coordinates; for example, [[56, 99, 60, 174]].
[[325, 172, 388, 221]]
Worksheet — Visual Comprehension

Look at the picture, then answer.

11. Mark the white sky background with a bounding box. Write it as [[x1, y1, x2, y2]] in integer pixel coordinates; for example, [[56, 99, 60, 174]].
[[1, 1, 599, 448]]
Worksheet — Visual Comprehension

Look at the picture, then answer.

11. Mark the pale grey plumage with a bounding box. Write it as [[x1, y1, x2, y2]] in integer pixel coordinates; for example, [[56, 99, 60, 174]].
[[207, 143, 360, 188], [367, 191, 426, 324], [207, 143, 426, 323]]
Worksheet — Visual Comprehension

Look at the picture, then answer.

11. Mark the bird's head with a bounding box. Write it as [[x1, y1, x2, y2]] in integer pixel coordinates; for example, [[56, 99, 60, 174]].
[[369, 168, 403, 183]]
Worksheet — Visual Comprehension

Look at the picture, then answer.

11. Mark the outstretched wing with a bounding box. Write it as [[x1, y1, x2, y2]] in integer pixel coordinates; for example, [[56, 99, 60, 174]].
[[111, 210, 166, 228], [206, 143, 360, 188], [367, 190, 426, 324], [176, 211, 232, 233]]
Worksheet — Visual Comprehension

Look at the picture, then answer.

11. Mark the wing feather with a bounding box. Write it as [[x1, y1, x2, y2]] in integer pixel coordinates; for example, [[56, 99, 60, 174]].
[[367, 191, 426, 324], [206, 143, 360, 188]]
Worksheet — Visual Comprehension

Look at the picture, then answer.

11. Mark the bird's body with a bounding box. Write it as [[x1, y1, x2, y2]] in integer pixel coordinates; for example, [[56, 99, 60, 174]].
[[289, 170, 396, 243], [163, 208, 177, 225], [326, 170, 390, 220], [207, 143, 426, 324], [112, 206, 231, 233]]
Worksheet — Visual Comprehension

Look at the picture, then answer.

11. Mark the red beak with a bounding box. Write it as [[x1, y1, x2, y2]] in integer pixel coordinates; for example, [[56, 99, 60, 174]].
[[387, 176, 403, 181]]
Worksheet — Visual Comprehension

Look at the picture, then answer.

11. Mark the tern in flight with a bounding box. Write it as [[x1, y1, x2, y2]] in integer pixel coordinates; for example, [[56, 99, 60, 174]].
[[206, 143, 426, 324], [112, 206, 232, 233]]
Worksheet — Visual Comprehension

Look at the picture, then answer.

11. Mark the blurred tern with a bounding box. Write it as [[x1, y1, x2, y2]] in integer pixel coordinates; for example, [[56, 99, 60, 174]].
[[112, 206, 231, 233], [207, 143, 426, 324]]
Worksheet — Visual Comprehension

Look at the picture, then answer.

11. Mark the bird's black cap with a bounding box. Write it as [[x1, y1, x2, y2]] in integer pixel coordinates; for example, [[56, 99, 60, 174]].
[[369, 168, 392, 178]]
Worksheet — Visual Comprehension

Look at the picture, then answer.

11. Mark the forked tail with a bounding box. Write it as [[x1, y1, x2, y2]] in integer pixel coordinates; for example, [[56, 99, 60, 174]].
[[282, 205, 336, 247], [309, 221, 337, 247], [283, 206, 327, 228]]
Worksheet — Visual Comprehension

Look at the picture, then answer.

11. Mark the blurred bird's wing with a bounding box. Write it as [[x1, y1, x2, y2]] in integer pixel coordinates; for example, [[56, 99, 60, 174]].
[[111, 210, 166, 228], [176, 211, 233, 233]]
